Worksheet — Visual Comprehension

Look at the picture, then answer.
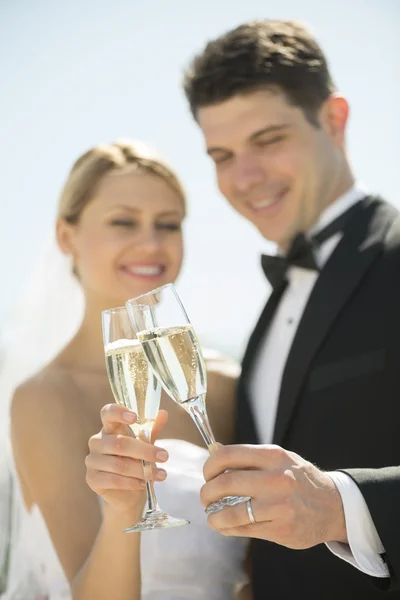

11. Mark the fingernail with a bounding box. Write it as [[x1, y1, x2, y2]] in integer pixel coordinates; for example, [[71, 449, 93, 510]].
[[123, 412, 136, 423], [156, 450, 169, 462], [155, 469, 167, 481], [208, 442, 222, 454]]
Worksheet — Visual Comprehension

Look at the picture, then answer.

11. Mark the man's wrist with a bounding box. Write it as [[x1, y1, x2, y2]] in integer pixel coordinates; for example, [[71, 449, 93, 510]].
[[323, 473, 348, 544]]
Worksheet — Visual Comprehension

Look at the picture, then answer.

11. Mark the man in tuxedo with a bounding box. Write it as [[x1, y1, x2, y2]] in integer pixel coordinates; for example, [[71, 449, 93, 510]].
[[183, 19, 400, 598]]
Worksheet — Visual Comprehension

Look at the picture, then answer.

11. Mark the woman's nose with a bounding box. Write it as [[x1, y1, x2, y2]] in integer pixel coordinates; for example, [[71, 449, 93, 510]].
[[132, 227, 162, 252]]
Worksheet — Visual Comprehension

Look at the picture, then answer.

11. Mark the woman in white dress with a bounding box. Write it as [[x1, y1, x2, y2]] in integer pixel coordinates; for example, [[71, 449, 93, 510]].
[[4, 140, 249, 599]]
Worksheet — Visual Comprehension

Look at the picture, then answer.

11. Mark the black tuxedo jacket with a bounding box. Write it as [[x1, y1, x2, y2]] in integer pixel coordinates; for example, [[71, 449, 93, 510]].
[[236, 196, 400, 598]]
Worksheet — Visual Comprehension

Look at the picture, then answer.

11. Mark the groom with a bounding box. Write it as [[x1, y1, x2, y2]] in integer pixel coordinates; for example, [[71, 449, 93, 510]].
[[183, 19, 400, 599]]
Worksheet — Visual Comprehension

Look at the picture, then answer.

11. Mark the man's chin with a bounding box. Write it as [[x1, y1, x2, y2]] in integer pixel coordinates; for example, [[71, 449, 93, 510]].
[[254, 223, 287, 246], [253, 217, 299, 249]]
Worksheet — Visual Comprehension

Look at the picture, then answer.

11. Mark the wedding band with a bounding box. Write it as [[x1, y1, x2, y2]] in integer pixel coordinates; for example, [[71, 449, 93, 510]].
[[246, 498, 256, 524]]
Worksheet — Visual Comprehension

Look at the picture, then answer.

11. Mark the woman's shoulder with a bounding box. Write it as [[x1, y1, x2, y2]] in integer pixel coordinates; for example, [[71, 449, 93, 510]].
[[201, 348, 241, 445], [202, 347, 241, 379], [11, 362, 77, 425]]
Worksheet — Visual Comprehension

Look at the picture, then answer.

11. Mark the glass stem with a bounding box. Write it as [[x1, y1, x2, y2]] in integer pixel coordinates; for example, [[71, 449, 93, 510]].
[[139, 429, 160, 514], [183, 394, 218, 452]]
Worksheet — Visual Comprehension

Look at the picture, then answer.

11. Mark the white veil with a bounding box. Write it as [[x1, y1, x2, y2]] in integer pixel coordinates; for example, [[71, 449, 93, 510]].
[[0, 236, 84, 597]]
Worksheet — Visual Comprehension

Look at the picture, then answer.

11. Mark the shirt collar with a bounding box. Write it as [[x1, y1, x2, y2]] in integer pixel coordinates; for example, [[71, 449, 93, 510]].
[[276, 182, 368, 260], [310, 182, 368, 269], [309, 182, 368, 238]]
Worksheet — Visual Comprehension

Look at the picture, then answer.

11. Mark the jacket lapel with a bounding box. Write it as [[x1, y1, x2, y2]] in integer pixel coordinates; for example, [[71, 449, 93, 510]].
[[272, 197, 398, 445]]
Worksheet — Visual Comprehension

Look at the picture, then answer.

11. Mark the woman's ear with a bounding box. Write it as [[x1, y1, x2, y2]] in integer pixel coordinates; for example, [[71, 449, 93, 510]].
[[56, 218, 76, 256]]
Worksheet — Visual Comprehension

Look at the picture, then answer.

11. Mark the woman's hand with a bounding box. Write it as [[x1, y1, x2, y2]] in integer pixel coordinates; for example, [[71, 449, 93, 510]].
[[85, 404, 169, 515]]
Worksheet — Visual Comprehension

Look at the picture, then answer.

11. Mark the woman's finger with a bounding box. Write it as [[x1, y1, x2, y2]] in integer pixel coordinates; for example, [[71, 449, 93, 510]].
[[100, 403, 137, 434], [85, 452, 167, 481], [86, 469, 146, 493]]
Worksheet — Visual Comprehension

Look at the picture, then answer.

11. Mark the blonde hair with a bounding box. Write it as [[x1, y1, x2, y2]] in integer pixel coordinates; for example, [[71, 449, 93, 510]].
[[57, 139, 186, 222]]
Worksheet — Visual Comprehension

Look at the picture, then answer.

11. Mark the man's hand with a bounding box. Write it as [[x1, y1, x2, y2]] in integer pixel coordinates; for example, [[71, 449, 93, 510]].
[[201, 444, 348, 549]]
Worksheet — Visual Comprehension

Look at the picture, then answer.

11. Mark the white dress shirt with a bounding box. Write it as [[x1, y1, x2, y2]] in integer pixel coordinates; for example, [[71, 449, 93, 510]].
[[250, 183, 389, 578]]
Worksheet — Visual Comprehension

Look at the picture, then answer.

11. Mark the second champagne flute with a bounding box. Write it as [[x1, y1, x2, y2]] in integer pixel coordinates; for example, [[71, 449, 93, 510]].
[[126, 284, 250, 514], [102, 306, 189, 531]]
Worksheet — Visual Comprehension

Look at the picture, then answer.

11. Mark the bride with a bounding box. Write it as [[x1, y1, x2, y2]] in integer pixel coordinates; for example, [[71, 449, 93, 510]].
[[0, 139, 248, 599]]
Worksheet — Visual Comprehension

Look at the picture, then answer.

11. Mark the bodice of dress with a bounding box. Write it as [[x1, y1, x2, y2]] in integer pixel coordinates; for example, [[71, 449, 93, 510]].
[[4, 439, 248, 600]]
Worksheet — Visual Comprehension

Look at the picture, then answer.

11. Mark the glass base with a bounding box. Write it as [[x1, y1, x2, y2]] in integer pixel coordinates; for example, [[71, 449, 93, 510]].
[[124, 510, 189, 533], [205, 495, 250, 515]]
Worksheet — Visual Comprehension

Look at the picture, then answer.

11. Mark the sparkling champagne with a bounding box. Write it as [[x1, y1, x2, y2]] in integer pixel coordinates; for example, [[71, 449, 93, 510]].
[[138, 324, 207, 404], [105, 338, 161, 435]]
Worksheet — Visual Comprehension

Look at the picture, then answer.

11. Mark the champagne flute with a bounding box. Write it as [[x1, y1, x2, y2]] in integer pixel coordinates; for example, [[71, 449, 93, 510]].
[[125, 284, 250, 515], [102, 306, 189, 531]]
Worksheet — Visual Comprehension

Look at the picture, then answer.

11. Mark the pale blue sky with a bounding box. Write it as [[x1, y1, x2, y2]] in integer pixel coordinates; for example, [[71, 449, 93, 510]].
[[1, 0, 399, 358]]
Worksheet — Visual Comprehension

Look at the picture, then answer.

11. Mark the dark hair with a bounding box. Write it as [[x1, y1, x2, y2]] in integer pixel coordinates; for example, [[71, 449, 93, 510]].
[[183, 20, 336, 126]]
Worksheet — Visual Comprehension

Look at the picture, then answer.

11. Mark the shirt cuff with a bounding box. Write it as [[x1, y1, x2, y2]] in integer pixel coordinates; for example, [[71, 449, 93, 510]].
[[325, 471, 389, 578]]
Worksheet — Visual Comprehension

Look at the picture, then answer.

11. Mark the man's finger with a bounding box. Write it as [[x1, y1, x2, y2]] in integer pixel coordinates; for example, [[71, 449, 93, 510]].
[[206, 495, 276, 530], [203, 444, 286, 481], [216, 520, 288, 543], [200, 468, 283, 506], [217, 523, 271, 539], [206, 499, 280, 541]]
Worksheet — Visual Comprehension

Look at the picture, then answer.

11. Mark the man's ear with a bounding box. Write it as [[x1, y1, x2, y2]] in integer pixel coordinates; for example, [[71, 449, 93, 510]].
[[319, 93, 349, 147]]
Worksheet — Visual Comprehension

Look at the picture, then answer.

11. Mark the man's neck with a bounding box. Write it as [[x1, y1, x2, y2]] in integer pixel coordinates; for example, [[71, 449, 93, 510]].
[[309, 180, 367, 238], [309, 168, 355, 233], [278, 174, 358, 254]]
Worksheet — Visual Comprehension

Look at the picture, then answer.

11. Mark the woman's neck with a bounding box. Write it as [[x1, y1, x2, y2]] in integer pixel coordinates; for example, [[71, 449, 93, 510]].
[[57, 299, 110, 372]]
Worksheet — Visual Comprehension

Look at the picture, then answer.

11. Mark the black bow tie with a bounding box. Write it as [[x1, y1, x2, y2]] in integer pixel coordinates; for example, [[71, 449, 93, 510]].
[[261, 234, 318, 290], [261, 201, 362, 290]]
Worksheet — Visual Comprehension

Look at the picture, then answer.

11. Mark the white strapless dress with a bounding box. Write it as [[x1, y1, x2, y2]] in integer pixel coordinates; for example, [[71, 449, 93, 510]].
[[4, 440, 248, 599]]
